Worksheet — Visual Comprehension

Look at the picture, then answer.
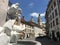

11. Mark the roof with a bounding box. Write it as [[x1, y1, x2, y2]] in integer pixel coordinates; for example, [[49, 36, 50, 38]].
[[21, 17, 34, 26], [20, 17, 43, 28]]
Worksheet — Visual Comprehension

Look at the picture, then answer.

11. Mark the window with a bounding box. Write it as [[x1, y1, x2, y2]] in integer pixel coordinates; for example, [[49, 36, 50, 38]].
[[56, 18, 58, 25], [50, 16, 51, 21], [59, 0, 60, 3], [53, 21, 55, 26], [49, 24, 50, 28], [54, 1, 56, 7], [51, 23, 52, 28], [49, 17, 50, 21], [55, 9, 57, 16], [51, 6, 53, 11], [52, 12, 54, 18], [50, 15, 52, 20]]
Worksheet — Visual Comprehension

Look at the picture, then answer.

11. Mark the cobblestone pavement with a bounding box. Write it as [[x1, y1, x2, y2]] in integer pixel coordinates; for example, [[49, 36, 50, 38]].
[[35, 37, 60, 45]]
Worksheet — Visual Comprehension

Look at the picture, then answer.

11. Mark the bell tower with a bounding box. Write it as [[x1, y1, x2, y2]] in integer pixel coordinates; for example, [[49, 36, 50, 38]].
[[38, 14, 42, 27]]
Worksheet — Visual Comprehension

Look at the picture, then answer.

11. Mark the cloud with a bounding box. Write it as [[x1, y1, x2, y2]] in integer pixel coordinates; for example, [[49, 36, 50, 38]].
[[30, 12, 39, 17], [28, 2, 34, 8], [30, 12, 45, 18], [40, 12, 45, 17], [30, 12, 46, 23]]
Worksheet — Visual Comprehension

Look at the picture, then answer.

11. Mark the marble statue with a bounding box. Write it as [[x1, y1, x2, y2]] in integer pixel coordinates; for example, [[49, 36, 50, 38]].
[[7, 3, 22, 19], [0, 27, 10, 45]]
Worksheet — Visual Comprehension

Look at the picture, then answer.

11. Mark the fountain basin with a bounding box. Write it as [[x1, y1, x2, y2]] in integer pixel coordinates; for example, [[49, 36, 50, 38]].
[[17, 40, 41, 45]]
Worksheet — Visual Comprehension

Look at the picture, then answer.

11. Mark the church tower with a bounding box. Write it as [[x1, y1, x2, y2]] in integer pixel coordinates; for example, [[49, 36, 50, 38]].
[[38, 14, 42, 27]]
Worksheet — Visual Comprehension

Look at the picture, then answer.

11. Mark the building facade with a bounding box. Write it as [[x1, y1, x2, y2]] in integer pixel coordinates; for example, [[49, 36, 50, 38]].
[[0, 0, 9, 26], [19, 14, 46, 39], [45, 0, 60, 41], [20, 16, 35, 39], [13, 14, 45, 39]]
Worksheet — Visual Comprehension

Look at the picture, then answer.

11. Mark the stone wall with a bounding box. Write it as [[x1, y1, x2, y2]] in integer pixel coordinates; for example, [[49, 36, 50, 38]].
[[0, 0, 8, 26]]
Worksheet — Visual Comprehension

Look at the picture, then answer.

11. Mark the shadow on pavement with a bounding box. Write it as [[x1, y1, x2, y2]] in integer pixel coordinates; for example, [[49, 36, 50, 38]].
[[35, 36, 60, 45]]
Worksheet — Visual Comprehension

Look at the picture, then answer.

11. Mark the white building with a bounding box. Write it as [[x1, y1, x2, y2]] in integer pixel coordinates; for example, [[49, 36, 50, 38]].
[[45, 0, 60, 41], [34, 26, 46, 37]]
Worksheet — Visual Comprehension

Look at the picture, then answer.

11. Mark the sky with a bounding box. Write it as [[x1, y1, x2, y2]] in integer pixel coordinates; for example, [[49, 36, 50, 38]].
[[10, 0, 50, 24]]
